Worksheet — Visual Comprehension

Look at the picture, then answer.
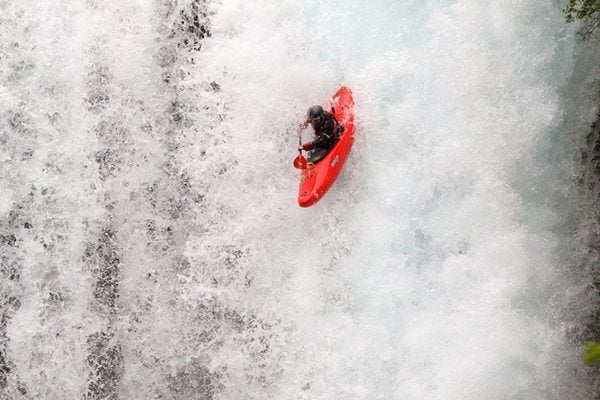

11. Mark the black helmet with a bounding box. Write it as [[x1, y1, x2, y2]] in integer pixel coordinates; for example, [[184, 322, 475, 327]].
[[308, 105, 324, 127]]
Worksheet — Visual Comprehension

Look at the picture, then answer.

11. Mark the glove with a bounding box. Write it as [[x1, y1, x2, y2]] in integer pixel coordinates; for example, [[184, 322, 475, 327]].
[[301, 142, 314, 151]]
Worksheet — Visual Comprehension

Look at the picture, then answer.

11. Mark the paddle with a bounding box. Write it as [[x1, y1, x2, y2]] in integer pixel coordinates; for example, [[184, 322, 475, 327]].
[[293, 130, 308, 169], [293, 153, 307, 169]]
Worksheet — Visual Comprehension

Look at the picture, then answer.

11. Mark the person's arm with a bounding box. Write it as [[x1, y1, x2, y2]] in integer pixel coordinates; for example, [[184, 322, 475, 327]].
[[309, 130, 334, 149], [297, 116, 311, 150], [332, 115, 342, 135], [300, 129, 334, 151], [309, 115, 335, 149], [298, 118, 309, 131]]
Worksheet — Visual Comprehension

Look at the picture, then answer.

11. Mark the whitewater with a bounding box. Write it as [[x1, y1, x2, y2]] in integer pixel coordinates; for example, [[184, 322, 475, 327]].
[[1, 0, 600, 399]]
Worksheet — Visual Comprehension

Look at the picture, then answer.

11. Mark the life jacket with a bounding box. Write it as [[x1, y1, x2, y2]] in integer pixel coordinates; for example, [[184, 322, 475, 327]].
[[313, 111, 341, 143]]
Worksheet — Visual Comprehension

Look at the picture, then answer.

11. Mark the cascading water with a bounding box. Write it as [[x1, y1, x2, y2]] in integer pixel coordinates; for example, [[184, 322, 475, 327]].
[[1, 0, 600, 399]]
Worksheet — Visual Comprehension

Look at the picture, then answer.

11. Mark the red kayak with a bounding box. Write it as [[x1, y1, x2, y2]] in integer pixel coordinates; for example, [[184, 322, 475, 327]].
[[297, 87, 355, 208]]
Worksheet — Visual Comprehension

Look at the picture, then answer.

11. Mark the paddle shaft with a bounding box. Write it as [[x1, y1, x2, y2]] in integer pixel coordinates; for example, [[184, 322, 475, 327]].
[[293, 129, 308, 169]]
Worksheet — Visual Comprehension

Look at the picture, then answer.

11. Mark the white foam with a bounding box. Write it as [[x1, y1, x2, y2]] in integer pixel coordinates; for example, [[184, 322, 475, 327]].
[[3, 0, 600, 399], [197, 0, 599, 398]]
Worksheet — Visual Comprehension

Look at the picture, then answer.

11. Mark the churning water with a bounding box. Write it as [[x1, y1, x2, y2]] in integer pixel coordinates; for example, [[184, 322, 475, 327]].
[[1, 0, 600, 399]]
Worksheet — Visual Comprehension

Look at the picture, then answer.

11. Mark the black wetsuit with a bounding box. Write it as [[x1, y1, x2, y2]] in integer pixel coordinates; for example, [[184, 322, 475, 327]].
[[303, 111, 342, 163]]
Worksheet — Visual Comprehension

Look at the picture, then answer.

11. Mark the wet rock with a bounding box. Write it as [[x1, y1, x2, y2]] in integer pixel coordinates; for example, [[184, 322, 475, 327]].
[[85, 62, 111, 112], [167, 358, 221, 400], [0, 234, 16, 247], [85, 330, 123, 400]]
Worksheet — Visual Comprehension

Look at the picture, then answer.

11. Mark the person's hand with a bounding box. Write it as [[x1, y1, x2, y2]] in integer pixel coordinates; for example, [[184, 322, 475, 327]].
[[298, 144, 304, 151]]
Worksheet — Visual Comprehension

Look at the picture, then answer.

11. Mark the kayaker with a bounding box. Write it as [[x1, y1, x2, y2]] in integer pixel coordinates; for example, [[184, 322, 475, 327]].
[[298, 105, 342, 163]]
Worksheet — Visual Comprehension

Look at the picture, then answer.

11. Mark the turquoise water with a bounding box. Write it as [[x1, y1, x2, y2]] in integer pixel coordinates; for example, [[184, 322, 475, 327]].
[[1, 0, 599, 399]]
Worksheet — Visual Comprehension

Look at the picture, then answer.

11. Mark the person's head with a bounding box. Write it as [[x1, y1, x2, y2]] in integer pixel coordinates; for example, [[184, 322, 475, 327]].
[[308, 105, 325, 128]]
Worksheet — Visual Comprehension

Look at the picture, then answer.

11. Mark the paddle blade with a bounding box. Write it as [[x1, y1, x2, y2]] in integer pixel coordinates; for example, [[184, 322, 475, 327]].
[[293, 155, 308, 169]]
